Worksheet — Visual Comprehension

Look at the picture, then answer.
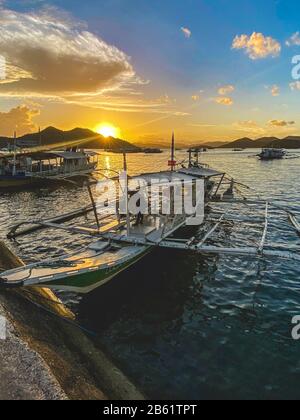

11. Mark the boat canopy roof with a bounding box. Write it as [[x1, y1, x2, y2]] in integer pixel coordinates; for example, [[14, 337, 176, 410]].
[[135, 167, 224, 183], [10, 150, 99, 161], [178, 167, 224, 178], [48, 151, 92, 160]]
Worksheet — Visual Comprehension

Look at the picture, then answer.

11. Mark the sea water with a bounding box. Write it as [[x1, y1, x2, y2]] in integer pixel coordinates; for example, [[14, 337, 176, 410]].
[[1, 149, 300, 400]]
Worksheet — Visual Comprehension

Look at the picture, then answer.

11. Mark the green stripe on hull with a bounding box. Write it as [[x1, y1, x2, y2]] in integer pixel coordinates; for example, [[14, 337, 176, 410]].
[[41, 246, 152, 293]]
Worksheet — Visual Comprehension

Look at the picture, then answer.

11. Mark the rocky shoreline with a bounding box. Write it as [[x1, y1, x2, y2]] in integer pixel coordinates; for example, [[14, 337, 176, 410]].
[[0, 241, 144, 401], [0, 304, 67, 400]]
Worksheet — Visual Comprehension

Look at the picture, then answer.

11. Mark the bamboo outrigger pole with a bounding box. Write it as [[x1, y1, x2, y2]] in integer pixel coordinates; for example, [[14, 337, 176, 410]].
[[87, 183, 101, 231]]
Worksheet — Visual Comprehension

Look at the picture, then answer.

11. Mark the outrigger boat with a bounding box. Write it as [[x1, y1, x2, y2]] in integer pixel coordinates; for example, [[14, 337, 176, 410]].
[[257, 148, 300, 161], [258, 148, 286, 160], [1, 136, 300, 294], [0, 148, 99, 188]]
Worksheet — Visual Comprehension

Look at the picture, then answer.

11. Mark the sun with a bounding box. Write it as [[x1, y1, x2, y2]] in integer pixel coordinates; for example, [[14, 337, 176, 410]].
[[95, 123, 120, 138]]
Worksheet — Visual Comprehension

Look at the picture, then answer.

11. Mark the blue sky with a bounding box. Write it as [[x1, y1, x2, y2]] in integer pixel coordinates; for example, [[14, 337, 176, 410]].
[[1, 0, 300, 142]]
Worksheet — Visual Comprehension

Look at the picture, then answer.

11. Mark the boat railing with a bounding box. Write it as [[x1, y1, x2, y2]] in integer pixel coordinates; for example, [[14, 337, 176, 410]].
[[25, 161, 97, 177]]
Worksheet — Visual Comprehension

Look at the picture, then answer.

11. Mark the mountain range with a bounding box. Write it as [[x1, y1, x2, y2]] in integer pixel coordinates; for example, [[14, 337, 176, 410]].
[[218, 136, 300, 149], [1, 128, 300, 152], [133, 136, 300, 150], [0, 127, 141, 152], [132, 139, 225, 149]]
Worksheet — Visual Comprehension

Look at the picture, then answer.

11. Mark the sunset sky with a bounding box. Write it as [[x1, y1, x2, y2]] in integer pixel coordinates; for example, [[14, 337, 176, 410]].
[[1, 0, 300, 143]]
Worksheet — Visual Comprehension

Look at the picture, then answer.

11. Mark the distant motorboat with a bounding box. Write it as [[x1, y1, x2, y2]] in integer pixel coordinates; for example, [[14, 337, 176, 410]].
[[233, 148, 244, 152], [258, 148, 286, 160], [105, 148, 141, 154], [143, 148, 163, 154]]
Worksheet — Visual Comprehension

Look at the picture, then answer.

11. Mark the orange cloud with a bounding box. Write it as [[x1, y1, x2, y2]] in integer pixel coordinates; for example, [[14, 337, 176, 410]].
[[233, 120, 265, 135], [215, 97, 234, 106], [270, 85, 280, 96], [0, 7, 137, 97], [0, 105, 39, 136], [268, 120, 295, 127], [218, 85, 235, 95], [232, 32, 281, 59]]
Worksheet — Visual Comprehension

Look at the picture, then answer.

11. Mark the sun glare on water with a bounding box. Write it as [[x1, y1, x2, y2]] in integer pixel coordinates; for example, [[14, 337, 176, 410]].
[[95, 123, 120, 138]]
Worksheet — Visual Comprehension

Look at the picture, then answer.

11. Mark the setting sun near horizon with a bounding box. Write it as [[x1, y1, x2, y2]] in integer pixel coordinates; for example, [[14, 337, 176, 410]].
[[94, 123, 120, 139]]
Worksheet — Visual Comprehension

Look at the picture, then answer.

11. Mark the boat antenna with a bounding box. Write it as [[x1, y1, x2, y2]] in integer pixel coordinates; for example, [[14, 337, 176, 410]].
[[13, 131, 17, 176], [168, 132, 176, 171]]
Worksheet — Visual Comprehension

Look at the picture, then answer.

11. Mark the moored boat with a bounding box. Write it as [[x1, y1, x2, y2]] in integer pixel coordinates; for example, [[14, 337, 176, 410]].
[[0, 241, 151, 294], [0, 149, 99, 188], [258, 148, 286, 160]]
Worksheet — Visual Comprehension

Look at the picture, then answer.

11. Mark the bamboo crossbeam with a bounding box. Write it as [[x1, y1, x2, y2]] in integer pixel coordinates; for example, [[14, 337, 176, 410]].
[[289, 214, 300, 234], [7, 205, 94, 239], [258, 202, 269, 253]]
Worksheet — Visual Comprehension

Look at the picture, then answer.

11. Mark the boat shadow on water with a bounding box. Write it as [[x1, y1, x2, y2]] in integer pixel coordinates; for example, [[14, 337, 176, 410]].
[[75, 247, 202, 335]]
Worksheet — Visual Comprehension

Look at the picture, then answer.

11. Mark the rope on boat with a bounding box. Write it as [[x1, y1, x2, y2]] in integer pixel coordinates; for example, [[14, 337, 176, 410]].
[[18, 288, 99, 338]]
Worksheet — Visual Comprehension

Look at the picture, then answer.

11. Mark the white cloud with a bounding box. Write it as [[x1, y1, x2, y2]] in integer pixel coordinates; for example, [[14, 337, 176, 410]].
[[181, 27, 192, 39], [218, 85, 235, 95], [232, 32, 281, 60], [290, 81, 300, 90], [0, 6, 137, 97], [0, 105, 39, 136], [286, 32, 300, 47]]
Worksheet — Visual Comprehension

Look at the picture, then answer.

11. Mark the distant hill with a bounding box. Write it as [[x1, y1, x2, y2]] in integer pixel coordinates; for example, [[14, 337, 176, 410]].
[[273, 136, 300, 149], [219, 136, 300, 149], [219, 137, 255, 149], [188, 144, 215, 150], [252, 137, 279, 147], [0, 127, 142, 152]]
